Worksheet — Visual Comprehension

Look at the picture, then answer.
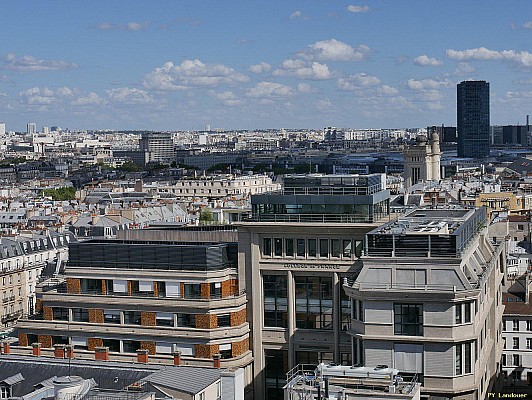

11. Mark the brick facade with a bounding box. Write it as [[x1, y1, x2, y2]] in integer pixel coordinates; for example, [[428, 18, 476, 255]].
[[18, 333, 28, 347], [232, 337, 249, 358], [127, 280, 133, 296], [201, 283, 210, 299], [195, 344, 219, 359], [43, 306, 53, 321], [38, 335, 52, 348], [88, 337, 103, 351], [153, 282, 159, 297], [140, 341, 156, 355], [141, 311, 156, 326], [230, 308, 246, 327], [66, 278, 81, 294], [221, 279, 232, 298], [101, 279, 107, 295], [195, 313, 217, 329], [88, 309, 104, 323], [35, 299, 43, 313]]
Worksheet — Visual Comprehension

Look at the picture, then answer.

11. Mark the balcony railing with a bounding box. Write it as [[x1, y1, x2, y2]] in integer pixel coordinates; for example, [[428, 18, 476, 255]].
[[1, 310, 23, 323], [246, 213, 376, 223]]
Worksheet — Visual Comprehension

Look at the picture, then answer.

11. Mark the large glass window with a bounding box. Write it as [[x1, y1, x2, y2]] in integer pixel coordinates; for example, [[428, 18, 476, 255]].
[[331, 239, 341, 258], [184, 283, 201, 299], [394, 304, 423, 336], [72, 308, 89, 322], [104, 310, 121, 324], [455, 344, 462, 375], [340, 284, 351, 330], [308, 239, 317, 257], [102, 338, 120, 352], [342, 240, 352, 258], [124, 311, 141, 325], [123, 340, 141, 353], [296, 239, 305, 257], [265, 349, 288, 400], [274, 238, 283, 256], [263, 238, 272, 256], [156, 312, 174, 327], [53, 307, 69, 321], [80, 279, 102, 294], [295, 276, 333, 329], [285, 239, 294, 257], [176, 313, 196, 327], [319, 239, 329, 258], [263, 274, 287, 328]]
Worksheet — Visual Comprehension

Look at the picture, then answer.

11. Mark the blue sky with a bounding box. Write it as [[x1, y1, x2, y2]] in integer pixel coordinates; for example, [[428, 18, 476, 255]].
[[0, 0, 531, 131]]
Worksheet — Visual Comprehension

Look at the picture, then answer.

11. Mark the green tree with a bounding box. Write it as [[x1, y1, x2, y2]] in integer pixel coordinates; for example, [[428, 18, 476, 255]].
[[42, 187, 77, 200], [199, 208, 215, 224]]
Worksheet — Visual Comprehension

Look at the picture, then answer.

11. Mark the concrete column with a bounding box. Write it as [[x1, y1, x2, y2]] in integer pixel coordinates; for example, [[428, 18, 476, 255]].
[[333, 272, 340, 364], [287, 270, 296, 369]]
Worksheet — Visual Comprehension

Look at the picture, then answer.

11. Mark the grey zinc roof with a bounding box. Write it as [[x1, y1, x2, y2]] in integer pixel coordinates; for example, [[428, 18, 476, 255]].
[[1, 372, 24, 385], [143, 366, 221, 395]]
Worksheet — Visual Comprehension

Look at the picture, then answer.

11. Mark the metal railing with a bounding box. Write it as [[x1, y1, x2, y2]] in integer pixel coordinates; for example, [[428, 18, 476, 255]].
[[246, 213, 377, 223], [266, 186, 380, 196]]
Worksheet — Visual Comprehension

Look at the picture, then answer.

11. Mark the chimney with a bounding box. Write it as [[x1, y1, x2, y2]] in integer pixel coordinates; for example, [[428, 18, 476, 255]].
[[91, 214, 99, 225], [2, 341, 10, 354], [65, 344, 74, 359], [173, 350, 182, 366], [54, 344, 66, 358], [32, 342, 42, 356], [94, 346, 109, 361], [137, 349, 149, 364], [213, 353, 221, 368]]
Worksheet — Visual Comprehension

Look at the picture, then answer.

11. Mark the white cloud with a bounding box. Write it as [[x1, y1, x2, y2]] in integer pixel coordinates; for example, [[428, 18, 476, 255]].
[[249, 62, 272, 74], [347, 5, 370, 13], [316, 97, 333, 111], [4, 53, 77, 72], [96, 21, 150, 31], [454, 62, 475, 74], [106, 87, 154, 104], [337, 73, 381, 90], [413, 55, 443, 66], [72, 92, 104, 106], [377, 85, 399, 95], [209, 90, 241, 106], [18, 86, 75, 106], [143, 59, 249, 90], [446, 47, 532, 68], [127, 22, 148, 31], [273, 60, 331, 80], [247, 82, 293, 98], [407, 78, 452, 90], [300, 39, 371, 61], [297, 83, 315, 93], [96, 22, 114, 30], [290, 11, 302, 19], [523, 21, 532, 29]]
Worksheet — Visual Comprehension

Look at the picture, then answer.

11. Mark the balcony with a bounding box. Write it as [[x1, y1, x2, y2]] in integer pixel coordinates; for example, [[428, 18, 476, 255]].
[[246, 213, 376, 224], [1, 310, 22, 324]]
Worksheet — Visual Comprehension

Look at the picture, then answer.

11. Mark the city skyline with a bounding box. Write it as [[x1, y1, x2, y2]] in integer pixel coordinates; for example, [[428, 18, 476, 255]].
[[0, 0, 531, 131]]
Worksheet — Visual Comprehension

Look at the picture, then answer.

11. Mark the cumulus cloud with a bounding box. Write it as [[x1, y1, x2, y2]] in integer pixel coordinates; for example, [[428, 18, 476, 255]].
[[446, 47, 532, 68], [209, 90, 241, 106], [143, 59, 249, 90], [377, 85, 399, 95], [72, 92, 104, 106], [413, 55, 443, 67], [247, 82, 293, 98], [3, 53, 77, 72], [347, 5, 370, 13], [407, 78, 452, 90], [18, 86, 75, 106], [106, 87, 154, 104], [273, 60, 331, 80], [337, 73, 381, 90], [249, 62, 272, 74], [454, 62, 475, 75], [523, 21, 532, 29], [299, 39, 371, 62], [297, 83, 315, 93]]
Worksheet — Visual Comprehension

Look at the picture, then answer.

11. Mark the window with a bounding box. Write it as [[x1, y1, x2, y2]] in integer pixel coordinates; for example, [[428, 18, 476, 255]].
[[342, 240, 352, 258], [319, 239, 328, 258], [464, 302, 471, 323], [513, 354, 520, 367], [53, 307, 69, 321], [308, 239, 317, 257], [1, 385, 11, 399], [513, 319, 519, 331], [104, 310, 121, 324], [331, 239, 340, 258], [72, 308, 89, 322], [184, 283, 201, 299], [527, 320, 532, 331], [176, 313, 196, 328], [210, 282, 221, 298], [124, 311, 142, 325], [296, 239, 305, 257], [455, 344, 462, 375], [464, 342, 472, 374], [295, 276, 333, 329], [285, 239, 294, 257], [513, 338, 519, 349], [273, 238, 283, 256], [455, 304, 462, 324], [527, 338, 532, 349], [394, 304, 423, 336], [263, 238, 272, 256], [265, 349, 289, 400], [156, 312, 174, 327], [219, 343, 232, 359], [217, 314, 231, 327], [340, 286, 350, 330], [263, 275, 287, 328], [502, 354, 506, 366]]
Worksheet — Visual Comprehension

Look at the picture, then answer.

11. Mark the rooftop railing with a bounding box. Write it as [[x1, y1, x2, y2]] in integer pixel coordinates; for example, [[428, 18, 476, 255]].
[[245, 213, 376, 223], [262, 185, 382, 196]]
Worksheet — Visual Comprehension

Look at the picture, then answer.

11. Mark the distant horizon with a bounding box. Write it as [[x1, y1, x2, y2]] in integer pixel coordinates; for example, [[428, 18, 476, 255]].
[[1, 1, 531, 131]]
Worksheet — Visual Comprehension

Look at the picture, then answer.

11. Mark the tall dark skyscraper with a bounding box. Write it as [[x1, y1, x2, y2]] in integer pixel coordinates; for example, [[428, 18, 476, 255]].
[[457, 80, 490, 158]]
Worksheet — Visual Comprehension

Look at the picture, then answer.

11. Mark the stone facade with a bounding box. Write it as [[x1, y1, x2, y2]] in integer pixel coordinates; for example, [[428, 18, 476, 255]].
[[88, 308, 104, 323], [141, 311, 156, 326], [88, 337, 103, 351], [66, 278, 81, 294], [232, 337, 249, 358], [196, 313, 217, 329], [38, 335, 52, 348], [43, 306, 53, 321], [141, 340, 156, 355], [230, 308, 246, 327], [195, 343, 220, 359]]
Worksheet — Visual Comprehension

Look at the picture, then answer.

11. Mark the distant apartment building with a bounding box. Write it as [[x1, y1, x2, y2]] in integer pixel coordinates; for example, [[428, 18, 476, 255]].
[[139, 132, 175, 164], [344, 206, 505, 399], [157, 174, 280, 200], [26, 123, 37, 135], [1, 232, 72, 328], [457, 80, 490, 158], [16, 239, 253, 387], [236, 173, 390, 400], [403, 131, 441, 189]]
